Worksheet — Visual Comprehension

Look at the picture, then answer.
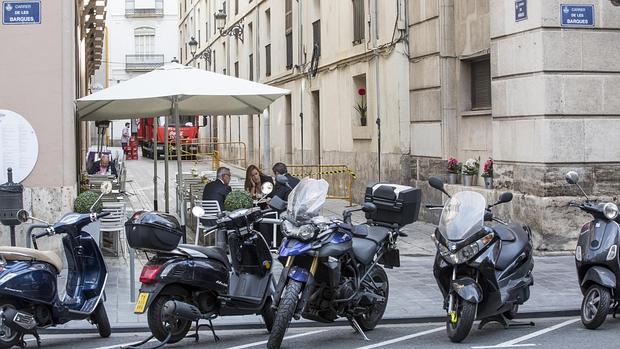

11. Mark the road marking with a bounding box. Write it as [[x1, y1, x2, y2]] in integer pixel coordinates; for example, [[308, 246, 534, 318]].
[[354, 326, 444, 349], [224, 329, 327, 349], [471, 318, 580, 349], [90, 338, 156, 349]]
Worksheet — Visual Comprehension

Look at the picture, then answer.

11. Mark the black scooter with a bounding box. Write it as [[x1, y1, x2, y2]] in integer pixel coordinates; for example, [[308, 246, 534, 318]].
[[565, 171, 620, 329], [427, 177, 534, 342], [127, 206, 276, 347]]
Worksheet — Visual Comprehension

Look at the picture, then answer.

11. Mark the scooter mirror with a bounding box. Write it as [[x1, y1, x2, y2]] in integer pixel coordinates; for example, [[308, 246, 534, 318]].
[[428, 177, 445, 191], [497, 192, 513, 205], [100, 181, 113, 195], [192, 206, 205, 218], [565, 171, 579, 185], [16, 209, 29, 223], [361, 202, 377, 214], [275, 174, 289, 186], [261, 182, 274, 195]]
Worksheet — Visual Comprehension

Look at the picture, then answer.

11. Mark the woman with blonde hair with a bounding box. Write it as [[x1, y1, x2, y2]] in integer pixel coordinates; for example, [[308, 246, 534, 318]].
[[244, 164, 273, 199]]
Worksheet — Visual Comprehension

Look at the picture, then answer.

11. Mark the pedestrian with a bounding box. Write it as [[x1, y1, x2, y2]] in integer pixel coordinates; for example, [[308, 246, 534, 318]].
[[121, 122, 130, 153], [268, 162, 300, 201], [202, 166, 232, 210], [244, 164, 273, 199]]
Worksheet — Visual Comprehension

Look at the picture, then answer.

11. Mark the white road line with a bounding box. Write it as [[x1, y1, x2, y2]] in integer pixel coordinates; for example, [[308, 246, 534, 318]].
[[471, 318, 580, 349], [354, 326, 444, 349], [224, 329, 327, 349], [90, 338, 156, 349]]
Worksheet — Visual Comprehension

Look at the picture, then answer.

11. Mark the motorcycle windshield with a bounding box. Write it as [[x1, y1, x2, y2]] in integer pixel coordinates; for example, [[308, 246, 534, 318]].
[[438, 191, 486, 241], [287, 177, 329, 223]]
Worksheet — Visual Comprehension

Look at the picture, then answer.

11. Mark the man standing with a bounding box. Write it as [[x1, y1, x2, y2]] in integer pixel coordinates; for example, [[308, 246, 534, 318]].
[[202, 166, 232, 210], [269, 162, 300, 201], [121, 122, 130, 152]]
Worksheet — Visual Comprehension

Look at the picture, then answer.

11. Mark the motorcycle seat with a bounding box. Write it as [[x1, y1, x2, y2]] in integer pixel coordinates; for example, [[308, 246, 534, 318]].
[[352, 237, 378, 265], [0, 246, 63, 273], [178, 244, 230, 268], [494, 224, 529, 271], [352, 225, 390, 243]]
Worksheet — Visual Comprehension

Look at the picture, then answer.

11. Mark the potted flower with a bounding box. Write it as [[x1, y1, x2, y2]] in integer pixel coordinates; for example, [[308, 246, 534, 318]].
[[354, 87, 368, 126], [482, 158, 494, 189], [446, 157, 462, 184], [462, 157, 480, 186]]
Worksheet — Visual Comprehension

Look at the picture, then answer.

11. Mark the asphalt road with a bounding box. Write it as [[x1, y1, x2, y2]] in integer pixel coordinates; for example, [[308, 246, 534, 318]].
[[25, 316, 620, 349]]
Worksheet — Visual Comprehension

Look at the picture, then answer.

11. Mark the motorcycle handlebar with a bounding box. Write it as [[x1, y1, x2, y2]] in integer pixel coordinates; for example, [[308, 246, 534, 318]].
[[96, 212, 111, 219]]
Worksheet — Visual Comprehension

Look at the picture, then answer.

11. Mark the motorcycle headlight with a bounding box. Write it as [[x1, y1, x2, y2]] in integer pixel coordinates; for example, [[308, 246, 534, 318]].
[[434, 233, 494, 265], [284, 221, 316, 241], [603, 203, 619, 220]]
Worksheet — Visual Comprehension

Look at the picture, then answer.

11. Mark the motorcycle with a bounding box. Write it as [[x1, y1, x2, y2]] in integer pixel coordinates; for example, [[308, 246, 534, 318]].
[[0, 183, 113, 348], [427, 177, 534, 343], [267, 177, 409, 349], [127, 196, 277, 346], [565, 170, 620, 329]]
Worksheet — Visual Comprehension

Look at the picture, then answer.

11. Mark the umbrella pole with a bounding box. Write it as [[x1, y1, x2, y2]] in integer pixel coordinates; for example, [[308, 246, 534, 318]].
[[164, 116, 169, 213], [173, 98, 185, 234], [152, 117, 158, 211]]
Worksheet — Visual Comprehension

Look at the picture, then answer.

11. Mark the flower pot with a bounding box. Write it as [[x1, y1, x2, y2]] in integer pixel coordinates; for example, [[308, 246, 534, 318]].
[[360, 116, 367, 126], [463, 174, 477, 186], [447, 173, 458, 184], [484, 177, 494, 189]]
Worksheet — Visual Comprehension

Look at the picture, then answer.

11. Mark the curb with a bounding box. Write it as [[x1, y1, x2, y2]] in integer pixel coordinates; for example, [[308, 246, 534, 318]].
[[38, 309, 581, 334]]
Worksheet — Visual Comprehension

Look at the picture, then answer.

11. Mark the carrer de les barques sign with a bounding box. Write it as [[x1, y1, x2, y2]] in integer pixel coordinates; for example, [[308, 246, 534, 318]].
[[2, 1, 40, 25], [0, 110, 39, 183], [560, 4, 595, 27]]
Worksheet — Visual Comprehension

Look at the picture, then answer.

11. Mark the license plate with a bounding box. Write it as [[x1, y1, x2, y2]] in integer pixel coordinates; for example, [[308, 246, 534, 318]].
[[134, 292, 149, 314]]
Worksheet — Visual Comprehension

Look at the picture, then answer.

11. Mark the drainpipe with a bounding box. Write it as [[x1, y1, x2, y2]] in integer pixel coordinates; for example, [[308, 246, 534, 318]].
[[374, 0, 381, 181], [263, 109, 271, 170]]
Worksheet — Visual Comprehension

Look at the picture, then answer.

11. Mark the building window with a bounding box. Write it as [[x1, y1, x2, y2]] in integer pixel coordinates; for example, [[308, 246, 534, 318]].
[[471, 58, 491, 110], [135, 27, 155, 54], [285, 0, 293, 69], [126, 0, 164, 17], [234, 61, 239, 77], [285, 33, 293, 69], [312, 20, 321, 57], [265, 44, 271, 77], [249, 53, 254, 81], [213, 50, 216, 72], [352, 0, 364, 44], [235, 0, 238, 15]]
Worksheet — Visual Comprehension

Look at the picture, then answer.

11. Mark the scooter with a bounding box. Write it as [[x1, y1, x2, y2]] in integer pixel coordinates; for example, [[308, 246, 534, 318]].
[[427, 177, 534, 343], [565, 171, 620, 329], [0, 184, 113, 348], [128, 189, 277, 347]]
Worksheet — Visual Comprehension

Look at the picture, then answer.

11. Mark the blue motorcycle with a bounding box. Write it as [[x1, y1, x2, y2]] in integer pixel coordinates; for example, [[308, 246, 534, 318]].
[[267, 178, 410, 349], [0, 199, 111, 348]]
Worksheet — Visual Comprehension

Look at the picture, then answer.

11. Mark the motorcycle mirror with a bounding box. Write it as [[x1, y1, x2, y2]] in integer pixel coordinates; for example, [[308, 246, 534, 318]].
[[361, 202, 377, 214], [100, 181, 113, 195], [191, 206, 205, 218], [16, 209, 29, 223], [565, 171, 579, 185], [428, 176, 450, 198], [497, 192, 513, 205], [261, 182, 274, 195], [275, 174, 289, 186]]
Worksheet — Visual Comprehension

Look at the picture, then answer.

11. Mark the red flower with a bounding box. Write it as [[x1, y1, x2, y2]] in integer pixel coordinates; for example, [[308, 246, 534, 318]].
[[358, 88, 366, 96]]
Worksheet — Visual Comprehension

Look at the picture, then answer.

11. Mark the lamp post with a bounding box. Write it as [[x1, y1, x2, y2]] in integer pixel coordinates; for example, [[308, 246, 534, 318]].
[[214, 8, 244, 42], [188, 36, 212, 67]]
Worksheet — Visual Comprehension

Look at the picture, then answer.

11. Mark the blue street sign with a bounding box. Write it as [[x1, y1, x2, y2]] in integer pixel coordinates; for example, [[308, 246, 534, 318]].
[[515, 0, 527, 22], [2, 1, 40, 25], [560, 4, 594, 27]]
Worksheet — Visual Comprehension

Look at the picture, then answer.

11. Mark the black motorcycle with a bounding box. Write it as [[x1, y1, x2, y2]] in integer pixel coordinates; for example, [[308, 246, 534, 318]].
[[267, 178, 417, 349], [565, 171, 620, 329], [126, 206, 276, 346], [427, 177, 534, 342]]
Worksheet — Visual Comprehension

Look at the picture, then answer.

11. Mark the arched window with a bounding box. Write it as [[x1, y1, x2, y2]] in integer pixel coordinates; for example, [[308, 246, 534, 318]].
[[135, 27, 155, 54]]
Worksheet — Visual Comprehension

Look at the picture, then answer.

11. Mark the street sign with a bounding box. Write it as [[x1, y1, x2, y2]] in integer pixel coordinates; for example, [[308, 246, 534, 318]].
[[2, 1, 40, 25], [515, 0, 527, 22], [560, 4, 595, 27], [0, 110, 39, 184]]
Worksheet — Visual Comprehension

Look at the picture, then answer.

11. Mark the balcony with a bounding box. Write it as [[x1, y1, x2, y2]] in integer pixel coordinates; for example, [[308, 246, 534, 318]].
[[125, 0, 163, 17], [125, 54, 164, 71]]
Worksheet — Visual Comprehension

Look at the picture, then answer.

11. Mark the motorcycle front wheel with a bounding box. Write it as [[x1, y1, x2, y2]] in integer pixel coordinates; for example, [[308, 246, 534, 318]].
[[267, 280, 302, 349], [446, 297, 476, 343], [581, 284, 611, 330]]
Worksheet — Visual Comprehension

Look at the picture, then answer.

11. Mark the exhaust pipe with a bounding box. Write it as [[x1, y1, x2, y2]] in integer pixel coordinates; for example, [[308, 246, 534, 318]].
[[162, 300, 201, 321], [1, 308, 37, 333]]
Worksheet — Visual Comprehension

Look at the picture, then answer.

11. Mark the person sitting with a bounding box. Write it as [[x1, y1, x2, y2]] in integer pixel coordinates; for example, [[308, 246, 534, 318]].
[[268, 162, 300, 201], [244, 164, 273, 199], [202, 166, 232, 210], [90, 154, 117, 177]]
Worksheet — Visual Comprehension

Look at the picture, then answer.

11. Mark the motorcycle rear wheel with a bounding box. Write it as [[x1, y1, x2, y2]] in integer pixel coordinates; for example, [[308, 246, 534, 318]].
[[147, 295, 192, 343], [581, 284, 611, 330], [446, 297, 476, 343], [261, 297, 275, 332], [0, 303, 20, 349], [267, 280, 302, 349], [354, 266, 389, 330]]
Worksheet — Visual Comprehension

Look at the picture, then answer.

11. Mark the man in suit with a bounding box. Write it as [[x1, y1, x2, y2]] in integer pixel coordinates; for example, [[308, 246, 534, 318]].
[[268, 162, 300, 201], [202, 166, 232, 210]]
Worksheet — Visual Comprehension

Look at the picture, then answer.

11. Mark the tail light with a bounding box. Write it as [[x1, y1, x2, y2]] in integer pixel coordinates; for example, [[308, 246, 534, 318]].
[[140, 265, 162, 284]]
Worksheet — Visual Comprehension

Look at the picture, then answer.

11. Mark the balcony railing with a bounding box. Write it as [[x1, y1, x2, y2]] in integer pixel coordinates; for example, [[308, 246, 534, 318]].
[[125, 0, 163, 17], [125, 54, 164, 71]]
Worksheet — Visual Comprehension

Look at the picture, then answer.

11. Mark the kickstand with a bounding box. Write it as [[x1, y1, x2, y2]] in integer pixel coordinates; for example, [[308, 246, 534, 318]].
[[478, 314, 535, 330], [32, 330, 41, 348], [186, 319, 221, 343], [348, 317, 370, 341]]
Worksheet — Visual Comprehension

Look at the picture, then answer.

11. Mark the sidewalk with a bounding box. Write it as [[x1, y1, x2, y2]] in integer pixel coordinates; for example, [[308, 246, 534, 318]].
[[53, 158, 582, 330]]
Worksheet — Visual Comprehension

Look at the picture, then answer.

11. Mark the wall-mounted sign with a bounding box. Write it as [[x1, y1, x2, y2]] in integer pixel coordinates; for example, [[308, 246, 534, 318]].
[[2, 1, 40, 25], [515, 0, 527, 22], [0, 110, 39, 183], [560, 4, 595, 27]]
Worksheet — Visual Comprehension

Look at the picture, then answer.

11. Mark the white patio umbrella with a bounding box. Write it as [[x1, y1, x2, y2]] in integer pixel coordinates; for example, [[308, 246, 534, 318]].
[[76, 63, 289, 224]]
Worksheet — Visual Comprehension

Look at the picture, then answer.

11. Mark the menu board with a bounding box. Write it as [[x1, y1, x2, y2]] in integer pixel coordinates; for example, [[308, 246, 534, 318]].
[[0, 109, 39, 183]]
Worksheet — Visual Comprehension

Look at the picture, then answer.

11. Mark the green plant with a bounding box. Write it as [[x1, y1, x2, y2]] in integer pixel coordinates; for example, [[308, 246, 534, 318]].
[[74, 191, 102, 213], [224, 190, 253, 212], [462, 158, 480, 176]]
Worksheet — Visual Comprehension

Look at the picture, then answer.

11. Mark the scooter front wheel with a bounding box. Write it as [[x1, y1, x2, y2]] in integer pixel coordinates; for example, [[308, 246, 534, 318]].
[[90, 303, 111, 338], [446, 297, 476, 343], [581, 284, 611, 330], [147, 295, 192, 343]]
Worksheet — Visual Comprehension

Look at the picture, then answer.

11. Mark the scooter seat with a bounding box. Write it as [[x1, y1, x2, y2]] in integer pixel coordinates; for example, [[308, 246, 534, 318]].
[[178, 244, 230, 268], [494, 224, 529, 271], [353, 225, 390, 243], [0, 246, 63, 273]]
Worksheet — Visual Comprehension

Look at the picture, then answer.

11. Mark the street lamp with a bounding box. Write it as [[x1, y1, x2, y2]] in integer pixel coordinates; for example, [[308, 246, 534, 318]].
[[214, 9, 244, 43], [188, 36, 212, 66]]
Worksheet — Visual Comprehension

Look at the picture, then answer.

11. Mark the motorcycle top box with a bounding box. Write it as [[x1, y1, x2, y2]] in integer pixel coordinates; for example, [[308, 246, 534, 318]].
[[125, 211, 183, 251], [364, 183, 421, 227]]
